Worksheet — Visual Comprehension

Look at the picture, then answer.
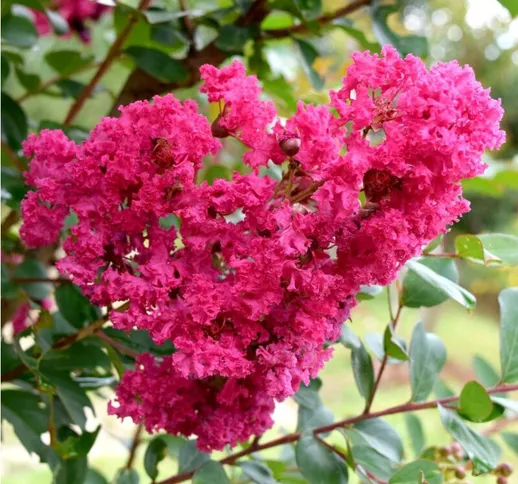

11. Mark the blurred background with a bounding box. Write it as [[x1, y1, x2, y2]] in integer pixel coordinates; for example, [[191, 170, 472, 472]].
[[1, 0, 517, 482]]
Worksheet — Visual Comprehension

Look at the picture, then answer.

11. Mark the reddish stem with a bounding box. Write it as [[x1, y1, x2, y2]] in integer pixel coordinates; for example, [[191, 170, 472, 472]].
[[63, 0, 152, 126], [156, 383, 518, 484], [363, 304, 403, 414]]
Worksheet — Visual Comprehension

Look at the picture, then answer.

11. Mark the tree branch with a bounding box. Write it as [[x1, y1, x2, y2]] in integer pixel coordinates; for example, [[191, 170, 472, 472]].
[[262, 0, 373, 39], [108, 0, 371, 115], [156, 383, 518, 484], [363, 303, 403, 414], [1, 141, 25, 173], [125, 424, 144, 469], [63, 0, 153, 126], [1, 302, 130, 382]]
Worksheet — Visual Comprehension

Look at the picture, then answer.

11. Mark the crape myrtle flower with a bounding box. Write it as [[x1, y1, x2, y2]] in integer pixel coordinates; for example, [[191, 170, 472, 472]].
[[20, 47, 504, 451]]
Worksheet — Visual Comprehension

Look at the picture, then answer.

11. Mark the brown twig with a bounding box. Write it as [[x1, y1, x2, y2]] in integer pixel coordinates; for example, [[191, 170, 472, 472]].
[[63, 0, 153, 126], [97, 331, 140, 359], [482, 415, 518, 436], [11, 277, 72, 284], [109, 0, 370, 113], [1, 302, 130, 382], [156, 383, 518, 484], [178, 0, 194, 46], [363, 304, 403, 414], [16, 62, 100, 103], [1, 210, 20, 236], [262, 0, 372, 38], [1, 141, 25, 173], [126, 424, 144, 469]]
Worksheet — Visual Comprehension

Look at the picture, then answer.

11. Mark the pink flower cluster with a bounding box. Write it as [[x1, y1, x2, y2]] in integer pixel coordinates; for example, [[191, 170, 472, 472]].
[[20, 47, 504, 451], [34, 0, 109, 42]]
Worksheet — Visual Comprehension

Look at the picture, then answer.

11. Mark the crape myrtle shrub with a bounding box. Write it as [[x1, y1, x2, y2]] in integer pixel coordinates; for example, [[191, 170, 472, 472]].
[[2, 1, 518, 484]]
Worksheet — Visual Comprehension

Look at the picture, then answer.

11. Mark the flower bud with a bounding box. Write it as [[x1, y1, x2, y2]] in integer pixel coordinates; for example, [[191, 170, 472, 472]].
[[498, 463, 513, 477], [280, 135, 301, 157], [496, 477, 508, 484], [211, 113, 230, 138], [454, 467, 466, 479]]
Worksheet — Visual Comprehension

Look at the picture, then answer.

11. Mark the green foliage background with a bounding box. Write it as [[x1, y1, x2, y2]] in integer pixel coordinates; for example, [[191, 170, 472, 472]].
[[1, 0, 518, 483]]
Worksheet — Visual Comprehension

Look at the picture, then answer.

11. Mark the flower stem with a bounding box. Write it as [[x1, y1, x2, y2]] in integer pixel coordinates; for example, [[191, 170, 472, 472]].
[[156, 383, 518, 484], [63, 0, 152, 126]]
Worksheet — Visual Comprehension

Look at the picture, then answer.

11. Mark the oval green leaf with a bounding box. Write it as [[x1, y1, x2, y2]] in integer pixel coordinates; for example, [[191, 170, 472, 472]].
[[459, 381, 493, 422]]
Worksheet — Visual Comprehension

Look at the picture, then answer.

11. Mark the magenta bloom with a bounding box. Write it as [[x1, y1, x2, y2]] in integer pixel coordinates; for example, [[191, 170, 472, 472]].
[[19, 47, 504, 450], [34, 0, 109, 42]]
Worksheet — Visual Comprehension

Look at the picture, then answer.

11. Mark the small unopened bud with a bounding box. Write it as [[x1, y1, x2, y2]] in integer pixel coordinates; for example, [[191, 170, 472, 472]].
[[211, 114, 230, 138], [451, 442, 464, 459], [454, 467, 466, 479], [496, 477, 508, 484], [498, 463, 513, 477], [280, 136, 301, 157]]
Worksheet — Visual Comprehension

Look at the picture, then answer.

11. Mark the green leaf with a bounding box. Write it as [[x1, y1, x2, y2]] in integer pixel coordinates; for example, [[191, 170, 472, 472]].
[[178, 440, 210, 473], [473, 355, 500, 387], [357, 285, 383, 301], [371, 5, 428, 56], [401, 258, 458, 308], [383, 324, 408, 361], [45, 9, 69, 35], [351, 445, 394, 481], [454, 234, 501, 266], [295, 0, 322, 20], [150, 23, 189, 50], [203, 165, 231, 184], [499, 287, 518, 383], [459, 381, 493, 422], [55, 284, 100, 328], [1, 93, 28, 150], [365, 333, 403, 364], [498, 0, 518, 17], [214, 25, 252, 52], [1, 390, 49, 461], [14, 259, 52, 300], [295, 431, 349, 484], [404, 414, 425, 458], [45, 50, 94, 77], [1, 166, 28, 209], [478, 234, 518, 266], [330, 19, 380, 52], [345, 419, 403, 463], [409, 322, 447, 402], [1, 55, 10, 83], [85, 469, 109, 484], [15, 67, 41, 91], [389, 460, 442, 484], [144, 437, 167, 481], [125, 47, 189, 83], [262, 76, 297, 113], [502, 432, 518, 455], [340, 325, 360, 350], [239, 461, 277, 484], [351, 342, 374, 399], [55, 426, 100, 459], [1, 14, 37, 48], [294, 378, 322, 409], [491, 396, 518, 414], [294, 38, 324, 90], [42, 371, 93, 430], [114, 468, 139, 484], [56, 80, 87, 99], [403, 259, 476, 310], [53, 456, 88, 484], [438, 405, 499, 475], [297, 404, 334, 432]]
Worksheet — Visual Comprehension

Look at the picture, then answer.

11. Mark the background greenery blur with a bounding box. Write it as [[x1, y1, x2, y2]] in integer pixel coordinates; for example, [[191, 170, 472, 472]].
[[1, 0, 518, 482]]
